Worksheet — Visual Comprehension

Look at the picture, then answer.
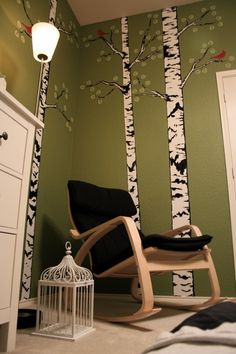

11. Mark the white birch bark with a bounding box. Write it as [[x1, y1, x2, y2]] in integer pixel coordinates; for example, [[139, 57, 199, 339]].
[[21, 0, 58, 300], [121, 17, 140, 228], [162, 7, 193, 296]]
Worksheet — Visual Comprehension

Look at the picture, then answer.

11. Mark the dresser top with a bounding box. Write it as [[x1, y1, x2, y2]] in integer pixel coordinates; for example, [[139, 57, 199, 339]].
[[0, 88, 44, 129]]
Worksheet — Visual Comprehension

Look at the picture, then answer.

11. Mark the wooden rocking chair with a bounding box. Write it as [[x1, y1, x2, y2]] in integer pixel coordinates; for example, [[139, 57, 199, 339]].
[[67, 180, 221, 323]]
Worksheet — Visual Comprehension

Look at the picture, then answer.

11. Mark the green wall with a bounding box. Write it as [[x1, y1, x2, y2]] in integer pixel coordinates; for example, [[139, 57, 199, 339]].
[[0, 0, 235, 299]]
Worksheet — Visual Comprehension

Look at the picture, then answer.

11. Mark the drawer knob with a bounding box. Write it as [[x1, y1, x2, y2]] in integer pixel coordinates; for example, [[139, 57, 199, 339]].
[[0, 131, 8, 141]]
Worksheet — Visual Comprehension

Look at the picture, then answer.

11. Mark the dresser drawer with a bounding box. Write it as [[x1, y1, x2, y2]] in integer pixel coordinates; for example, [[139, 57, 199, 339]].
[[0, 170, 21, 230], [0, 233, 15, 310], [0, 107, 27, 174]]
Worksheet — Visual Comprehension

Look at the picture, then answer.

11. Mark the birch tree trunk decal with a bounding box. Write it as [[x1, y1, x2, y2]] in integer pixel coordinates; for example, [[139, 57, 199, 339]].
[[162, 7, 193, 296], [21, 0, 58, 300], [82, 16, 142, 225], [121, 17, 140, 227]]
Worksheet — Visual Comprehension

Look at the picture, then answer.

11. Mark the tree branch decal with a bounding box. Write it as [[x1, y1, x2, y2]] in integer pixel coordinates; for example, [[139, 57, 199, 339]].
[[81, 15, 162, 103], [129, 18, 160, 69], [177, 9, 214, 37], [181, 46, 226, 88], [81, 79, 128, 96], [56, 13, 79, 48], [45, 84, 74, 130], [134, 75, 171, 101]]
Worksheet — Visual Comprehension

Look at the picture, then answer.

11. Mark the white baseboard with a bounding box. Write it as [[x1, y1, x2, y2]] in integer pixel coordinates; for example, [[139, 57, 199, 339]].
[[19, 297, 37, 309]]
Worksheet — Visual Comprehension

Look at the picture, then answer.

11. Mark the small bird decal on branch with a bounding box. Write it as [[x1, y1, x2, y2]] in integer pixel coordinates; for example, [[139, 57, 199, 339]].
[[211, 50, 226, 60], [96, 29, 109, 36], [21, 23, 32, 36]]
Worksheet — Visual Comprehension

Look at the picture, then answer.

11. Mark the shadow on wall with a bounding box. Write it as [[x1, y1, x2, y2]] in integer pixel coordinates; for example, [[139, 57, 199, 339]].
[[40, 216, 78, 270], [40, 215, 131, 294], [0, 45, 19, 92], [0, 5, 19, 91]]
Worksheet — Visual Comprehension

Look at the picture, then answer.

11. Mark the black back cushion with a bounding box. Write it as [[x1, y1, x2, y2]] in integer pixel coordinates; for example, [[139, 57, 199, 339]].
[[68, 180, 137, 273]]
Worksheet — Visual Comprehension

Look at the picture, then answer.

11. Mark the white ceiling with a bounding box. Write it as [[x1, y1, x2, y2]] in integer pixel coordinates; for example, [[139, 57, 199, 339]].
[[67, 0, 202, 26]]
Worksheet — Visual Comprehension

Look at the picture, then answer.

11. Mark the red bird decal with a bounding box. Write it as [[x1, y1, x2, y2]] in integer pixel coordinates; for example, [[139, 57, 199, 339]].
[[21, 22, 32, 35], [96, 29, 109, 36], [211, 50, 226, 60]]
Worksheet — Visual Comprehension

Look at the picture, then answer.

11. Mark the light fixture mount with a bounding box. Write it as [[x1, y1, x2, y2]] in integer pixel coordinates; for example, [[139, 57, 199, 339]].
[[37, 53, 48, 61]]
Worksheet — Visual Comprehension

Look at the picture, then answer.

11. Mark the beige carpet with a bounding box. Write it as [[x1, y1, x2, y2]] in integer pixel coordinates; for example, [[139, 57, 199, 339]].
[[14, 295, 196, 354]]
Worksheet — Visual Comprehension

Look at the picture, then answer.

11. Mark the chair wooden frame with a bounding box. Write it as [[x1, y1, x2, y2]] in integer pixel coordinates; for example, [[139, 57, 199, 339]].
[[69, 213, 221, 323]]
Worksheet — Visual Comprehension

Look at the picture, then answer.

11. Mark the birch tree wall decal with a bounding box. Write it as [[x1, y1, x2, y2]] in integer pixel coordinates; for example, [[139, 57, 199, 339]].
[[20, 0, 58, 301], [121, 17, 140, 226], [162, 7, 193, 296], [15, 0, 78, 300], [80, 14, 162, 227], [135, 5, 228, 295]]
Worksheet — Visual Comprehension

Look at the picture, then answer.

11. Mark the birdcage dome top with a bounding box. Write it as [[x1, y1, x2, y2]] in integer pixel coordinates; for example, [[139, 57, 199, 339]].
[[40, 241, 93, 283]]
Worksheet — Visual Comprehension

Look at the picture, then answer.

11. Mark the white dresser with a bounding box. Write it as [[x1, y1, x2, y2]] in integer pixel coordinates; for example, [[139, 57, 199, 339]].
[[0, 88, 44, 352]]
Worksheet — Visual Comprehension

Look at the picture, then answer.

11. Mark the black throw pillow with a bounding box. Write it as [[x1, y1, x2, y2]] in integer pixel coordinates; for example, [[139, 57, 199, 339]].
[[172, 301, 236, 332], [142, 234, 212, 252]]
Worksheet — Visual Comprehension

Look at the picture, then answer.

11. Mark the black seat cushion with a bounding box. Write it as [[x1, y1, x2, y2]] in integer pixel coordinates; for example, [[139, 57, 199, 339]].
[[142, 234, 212, 252], [90, 234, 212, 274]]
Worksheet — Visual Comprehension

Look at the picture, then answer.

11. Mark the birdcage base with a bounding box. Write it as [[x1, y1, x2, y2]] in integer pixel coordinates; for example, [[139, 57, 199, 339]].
[[33, 323, 95, 341]]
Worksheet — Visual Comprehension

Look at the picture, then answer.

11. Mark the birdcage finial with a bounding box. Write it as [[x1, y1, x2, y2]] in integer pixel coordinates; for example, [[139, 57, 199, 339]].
[[40, 241, 93, 283], [65, 241, 72, 255]]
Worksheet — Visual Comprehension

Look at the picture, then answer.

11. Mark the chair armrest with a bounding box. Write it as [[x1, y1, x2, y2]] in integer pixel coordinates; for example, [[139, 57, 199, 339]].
[[72, 216, 147, 270], [73, 215, 154, 309], [69, 228, 81, 239], [162, 224, 203, 237], [69, 216, 122, 241], [72, 216, 142, 252]]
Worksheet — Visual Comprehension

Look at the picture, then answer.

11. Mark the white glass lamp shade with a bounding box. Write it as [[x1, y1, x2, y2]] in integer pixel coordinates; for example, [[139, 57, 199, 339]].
[[32, 22, 60, 63]]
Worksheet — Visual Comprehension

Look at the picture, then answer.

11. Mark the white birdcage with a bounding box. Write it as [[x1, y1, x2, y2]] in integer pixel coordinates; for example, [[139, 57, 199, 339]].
[[33, 241, 95, 341]]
